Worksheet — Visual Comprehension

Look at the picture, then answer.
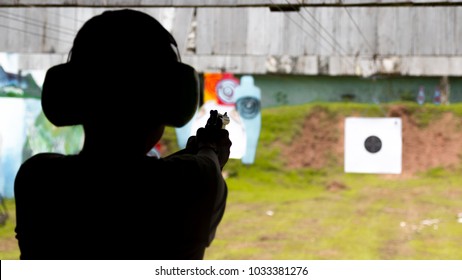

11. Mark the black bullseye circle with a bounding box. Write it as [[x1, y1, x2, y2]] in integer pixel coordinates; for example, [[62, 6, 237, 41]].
[[364, 136, 382, 153]]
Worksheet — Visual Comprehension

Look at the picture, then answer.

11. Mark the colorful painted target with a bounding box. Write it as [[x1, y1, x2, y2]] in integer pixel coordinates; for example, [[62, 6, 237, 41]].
[[236, 97, 261, 119], [216, 78, 239, 105]]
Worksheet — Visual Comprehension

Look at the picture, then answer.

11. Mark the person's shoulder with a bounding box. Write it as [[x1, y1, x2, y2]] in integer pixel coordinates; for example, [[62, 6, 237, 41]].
[[20, 152, 67, 169], [15, 153, 66, 198], [16, 153, 68, 180], [24, 152, 66, 162]]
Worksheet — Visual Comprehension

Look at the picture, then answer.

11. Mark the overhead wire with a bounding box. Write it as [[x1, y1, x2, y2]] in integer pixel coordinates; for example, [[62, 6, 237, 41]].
[[0, 9, 77, 45], [0, 23, 72, 45], [282, 0, 356, 69], [46, 8, 88, 25], [297, 4, 350, 55], [268, 0, 359, 72], [284, 0, 383, 100], [269, 0, 319, 44], [0, 4, 375, 70], [341, 6, 382, 80], [0, 10, 77, 36], [340, 6, 385, 109], [343, 7, 376, 54], [287, 0, 345, 55]]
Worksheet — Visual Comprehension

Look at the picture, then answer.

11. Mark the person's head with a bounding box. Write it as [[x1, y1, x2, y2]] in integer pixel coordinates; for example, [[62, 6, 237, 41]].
[[41, 9, 199, 153]]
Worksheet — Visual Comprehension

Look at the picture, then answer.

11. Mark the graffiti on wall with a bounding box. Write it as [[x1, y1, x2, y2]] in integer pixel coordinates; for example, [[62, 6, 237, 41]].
[[0, 56, 83, 198], [0, 59, 43, 198], [0, 66, 41, 99]]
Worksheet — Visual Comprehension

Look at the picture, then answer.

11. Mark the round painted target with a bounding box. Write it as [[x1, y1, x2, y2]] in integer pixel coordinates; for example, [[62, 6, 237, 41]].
[[364, 136, 382, 153], [236, 97, 261, 119], [216, 79, 238, 105]]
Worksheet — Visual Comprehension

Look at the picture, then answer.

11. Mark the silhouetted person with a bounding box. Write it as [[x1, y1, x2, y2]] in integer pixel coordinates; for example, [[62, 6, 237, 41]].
[[14, 9, 231, 260]]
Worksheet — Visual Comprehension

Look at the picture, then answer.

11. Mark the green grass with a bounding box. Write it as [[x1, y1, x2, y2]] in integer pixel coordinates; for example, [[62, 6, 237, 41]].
[[0, 199, 20, 260], [203, 102, 462, 260], [2, 102, 462, 260], [205, 167, 462, 260]]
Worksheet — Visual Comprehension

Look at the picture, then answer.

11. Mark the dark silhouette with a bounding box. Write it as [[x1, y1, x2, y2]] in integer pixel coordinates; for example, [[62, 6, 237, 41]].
[[14, 9, 231, 260]]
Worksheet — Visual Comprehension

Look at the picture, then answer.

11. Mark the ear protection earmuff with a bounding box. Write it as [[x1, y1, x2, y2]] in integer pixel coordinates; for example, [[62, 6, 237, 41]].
[[41, 9, 200, 128]]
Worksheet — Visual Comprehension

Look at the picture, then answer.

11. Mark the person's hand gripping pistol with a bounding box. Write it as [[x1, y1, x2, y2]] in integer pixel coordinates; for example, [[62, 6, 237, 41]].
[[186, 110, 232, 169]]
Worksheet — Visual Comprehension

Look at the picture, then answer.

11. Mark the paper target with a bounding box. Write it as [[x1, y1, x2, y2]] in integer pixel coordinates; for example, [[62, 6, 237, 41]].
[[344, 117, 402, 174]]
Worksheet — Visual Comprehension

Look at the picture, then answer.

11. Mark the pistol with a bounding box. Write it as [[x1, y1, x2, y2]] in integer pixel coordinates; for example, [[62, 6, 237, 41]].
[[205, 110, 230, 129]]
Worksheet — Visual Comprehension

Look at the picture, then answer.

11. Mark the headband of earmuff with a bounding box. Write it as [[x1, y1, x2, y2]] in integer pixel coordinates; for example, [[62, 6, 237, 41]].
[[41, 9, 199, 128]]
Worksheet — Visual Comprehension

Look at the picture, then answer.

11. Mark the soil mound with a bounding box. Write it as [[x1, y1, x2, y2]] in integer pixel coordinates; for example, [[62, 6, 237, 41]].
[[283, 105, 462, 175]]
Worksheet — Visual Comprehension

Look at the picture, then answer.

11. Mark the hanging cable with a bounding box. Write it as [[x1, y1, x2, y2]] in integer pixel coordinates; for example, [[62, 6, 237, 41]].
[[0, 11, 77, 37], [269, 0, 318, 44], [46, 8, 88, 25], [298, 5, 350, 55], [343, 7, 375, 54], [282, 0, 356, 69], [285, 0, 342, 55], [0, 22, 72, 45]]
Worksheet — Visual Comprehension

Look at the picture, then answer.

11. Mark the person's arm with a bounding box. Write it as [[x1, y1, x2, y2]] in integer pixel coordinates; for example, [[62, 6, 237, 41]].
[[193, 146, 228, 246], [166, 127, 231, 246], [195, 127, 231, 245], [14, 153, 64, 259]]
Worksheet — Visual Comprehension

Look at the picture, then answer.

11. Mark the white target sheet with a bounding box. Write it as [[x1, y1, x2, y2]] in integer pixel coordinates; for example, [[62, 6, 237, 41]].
[[344, 117, 402, 174]]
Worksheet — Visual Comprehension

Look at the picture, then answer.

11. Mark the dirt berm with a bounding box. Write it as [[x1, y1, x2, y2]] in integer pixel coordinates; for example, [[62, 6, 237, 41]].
[[282, 104, 462, 176]]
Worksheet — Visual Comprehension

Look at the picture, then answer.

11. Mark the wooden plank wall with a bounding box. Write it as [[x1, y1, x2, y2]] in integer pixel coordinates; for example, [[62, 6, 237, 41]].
[[1, 0, 462, 7], [1, 7, 461, 76]]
